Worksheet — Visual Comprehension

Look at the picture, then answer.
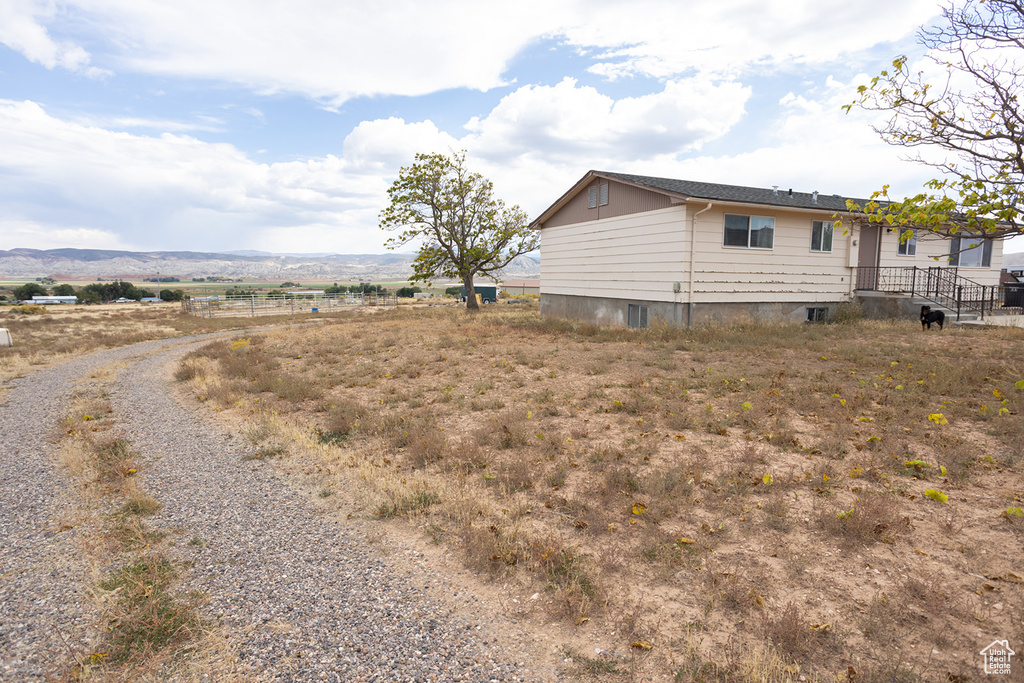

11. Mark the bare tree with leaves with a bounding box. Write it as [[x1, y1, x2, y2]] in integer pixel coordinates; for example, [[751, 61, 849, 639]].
[[379, 151, 537, 310], [843, 0, 1024, 243]]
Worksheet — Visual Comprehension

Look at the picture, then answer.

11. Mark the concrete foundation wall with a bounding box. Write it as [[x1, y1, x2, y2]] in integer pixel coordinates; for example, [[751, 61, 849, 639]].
[[541, 292, 684, 327], [541, 293, 850, 327], [856, 292, 925, 321]]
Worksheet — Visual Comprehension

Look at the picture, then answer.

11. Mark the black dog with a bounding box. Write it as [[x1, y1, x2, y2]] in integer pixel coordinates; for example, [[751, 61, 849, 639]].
[[921, 305, 945, 330]]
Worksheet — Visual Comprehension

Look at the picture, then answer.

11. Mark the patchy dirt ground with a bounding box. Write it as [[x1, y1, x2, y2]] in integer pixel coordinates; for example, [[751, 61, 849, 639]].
[[175, 303, 1024, 682]]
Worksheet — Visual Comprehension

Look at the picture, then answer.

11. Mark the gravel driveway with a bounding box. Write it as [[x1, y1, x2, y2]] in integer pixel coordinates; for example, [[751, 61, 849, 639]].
[[0, 334, 560, 681]]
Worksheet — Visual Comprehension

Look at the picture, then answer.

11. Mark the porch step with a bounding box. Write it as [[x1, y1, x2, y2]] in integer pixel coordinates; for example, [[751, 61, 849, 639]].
[[906, 297, 978, 325], [958, 314, 1024, 329], [855, 290, 982, 325]]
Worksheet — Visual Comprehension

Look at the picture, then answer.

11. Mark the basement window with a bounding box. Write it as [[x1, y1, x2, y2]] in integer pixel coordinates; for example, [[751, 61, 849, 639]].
[[806, 307, 828, 323], [628, 304, 648, 329]]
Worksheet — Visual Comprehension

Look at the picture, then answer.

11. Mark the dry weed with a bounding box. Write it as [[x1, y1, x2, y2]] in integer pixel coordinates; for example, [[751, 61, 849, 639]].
[[169, 305, 1024, 679], [815, 492, 907, 547]]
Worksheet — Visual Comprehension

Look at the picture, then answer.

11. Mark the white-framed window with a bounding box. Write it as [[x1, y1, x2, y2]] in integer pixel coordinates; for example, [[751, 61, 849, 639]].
[[897, 229, 917, 256], [588, 183, 609, 209], [724, 214, 774, 249], [949, 236, 992, 267], [811, 220, 834, 252]]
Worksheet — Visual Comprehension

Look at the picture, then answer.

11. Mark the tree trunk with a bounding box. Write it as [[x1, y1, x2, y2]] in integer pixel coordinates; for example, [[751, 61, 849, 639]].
[[463, 275, 479, 311]]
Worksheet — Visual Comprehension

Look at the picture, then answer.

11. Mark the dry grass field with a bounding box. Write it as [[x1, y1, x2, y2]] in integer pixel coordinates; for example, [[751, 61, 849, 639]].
[[172, 303, 1024, 682], [0, 302, 331, 388]]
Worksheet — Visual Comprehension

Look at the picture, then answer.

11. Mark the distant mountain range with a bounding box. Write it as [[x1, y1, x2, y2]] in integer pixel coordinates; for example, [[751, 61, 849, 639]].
[[0, 248, 541, 282]]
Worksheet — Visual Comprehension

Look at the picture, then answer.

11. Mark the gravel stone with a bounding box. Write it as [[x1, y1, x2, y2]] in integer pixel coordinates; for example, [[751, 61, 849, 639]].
[[0, 334, 560, 681]]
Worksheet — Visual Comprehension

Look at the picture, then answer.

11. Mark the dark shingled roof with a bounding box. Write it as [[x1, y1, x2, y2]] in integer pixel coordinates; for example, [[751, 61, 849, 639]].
[[598, 171, 858, 212]]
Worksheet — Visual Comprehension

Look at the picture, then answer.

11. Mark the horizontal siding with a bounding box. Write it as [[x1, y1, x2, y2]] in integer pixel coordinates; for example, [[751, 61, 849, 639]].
[[543, 179, 672, 228], [687, 206, 854, 299], [982, 239, 1005, 286], [540, 186, 1006, 307], [542, 218, 682, 246], [692, 291, 848, 303], [542, 248, 688, 264], [533, 204, 994, 304], [875, 229, 1003, 287], [694, 272, 850, 284], [541, 207, 688, 302]]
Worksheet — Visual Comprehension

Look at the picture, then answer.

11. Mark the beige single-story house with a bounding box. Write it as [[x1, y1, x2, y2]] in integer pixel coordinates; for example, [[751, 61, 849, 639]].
[[529, 171, 1005, 327]]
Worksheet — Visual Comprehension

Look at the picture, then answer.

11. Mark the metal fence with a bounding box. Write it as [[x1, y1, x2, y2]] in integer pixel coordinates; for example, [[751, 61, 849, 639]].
[[181, 292, 397, 318], [855, 266, 1021, 321]]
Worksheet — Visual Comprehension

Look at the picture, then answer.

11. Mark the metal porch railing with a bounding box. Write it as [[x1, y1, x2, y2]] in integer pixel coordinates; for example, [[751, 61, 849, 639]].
[[854, 266, 1020, 321]]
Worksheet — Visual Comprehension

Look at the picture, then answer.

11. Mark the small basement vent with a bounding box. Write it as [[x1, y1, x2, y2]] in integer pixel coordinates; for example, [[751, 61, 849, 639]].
[[806, 307, 828, 323], [628, 304, 648, 329]]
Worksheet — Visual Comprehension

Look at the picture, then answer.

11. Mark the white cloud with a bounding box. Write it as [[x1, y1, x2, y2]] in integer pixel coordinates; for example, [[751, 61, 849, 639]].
[[638, 75, 941, 203], [0, 99, 406, 253], [98, 116, 225, 132], [0, 56, 964, 256], [443, 71, 950, 220], [342, 118, 460, 170], [0, 0, 108, 75], [4, 1, 939, 104], [1, 0, 993, 255], [570, 0, 942, 80], [0, 220, 132, 251], [11, 0, 569, 104], [464, 77, 750, 163]]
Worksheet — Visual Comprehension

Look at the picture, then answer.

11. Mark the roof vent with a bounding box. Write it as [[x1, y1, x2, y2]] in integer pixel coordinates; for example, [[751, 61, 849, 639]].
[[788, 188, 793, 198], [772, 186, 779, 196], [812, 191, 818, 204]]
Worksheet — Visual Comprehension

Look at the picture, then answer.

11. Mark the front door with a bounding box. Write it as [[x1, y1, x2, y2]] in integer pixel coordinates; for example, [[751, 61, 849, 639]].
[[856, 225, 881, 290]]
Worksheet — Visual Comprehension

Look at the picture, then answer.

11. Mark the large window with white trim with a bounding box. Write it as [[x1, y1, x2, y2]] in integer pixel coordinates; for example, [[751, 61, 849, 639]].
[[811, 220, 834, 252], [724, 214, 774, 249], [949, 237, 992, 267]]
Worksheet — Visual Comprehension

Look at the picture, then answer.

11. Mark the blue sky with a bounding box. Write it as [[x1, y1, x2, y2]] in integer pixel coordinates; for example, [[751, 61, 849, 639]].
[[2, 0, 1021, 255]]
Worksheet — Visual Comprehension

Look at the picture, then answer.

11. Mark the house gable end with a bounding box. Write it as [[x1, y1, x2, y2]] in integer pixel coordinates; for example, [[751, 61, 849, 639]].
[[542, 177, 673, 228]]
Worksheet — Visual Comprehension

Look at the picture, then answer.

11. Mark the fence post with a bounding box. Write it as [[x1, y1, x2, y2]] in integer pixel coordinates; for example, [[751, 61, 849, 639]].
[[956, 285, 962, 322]]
